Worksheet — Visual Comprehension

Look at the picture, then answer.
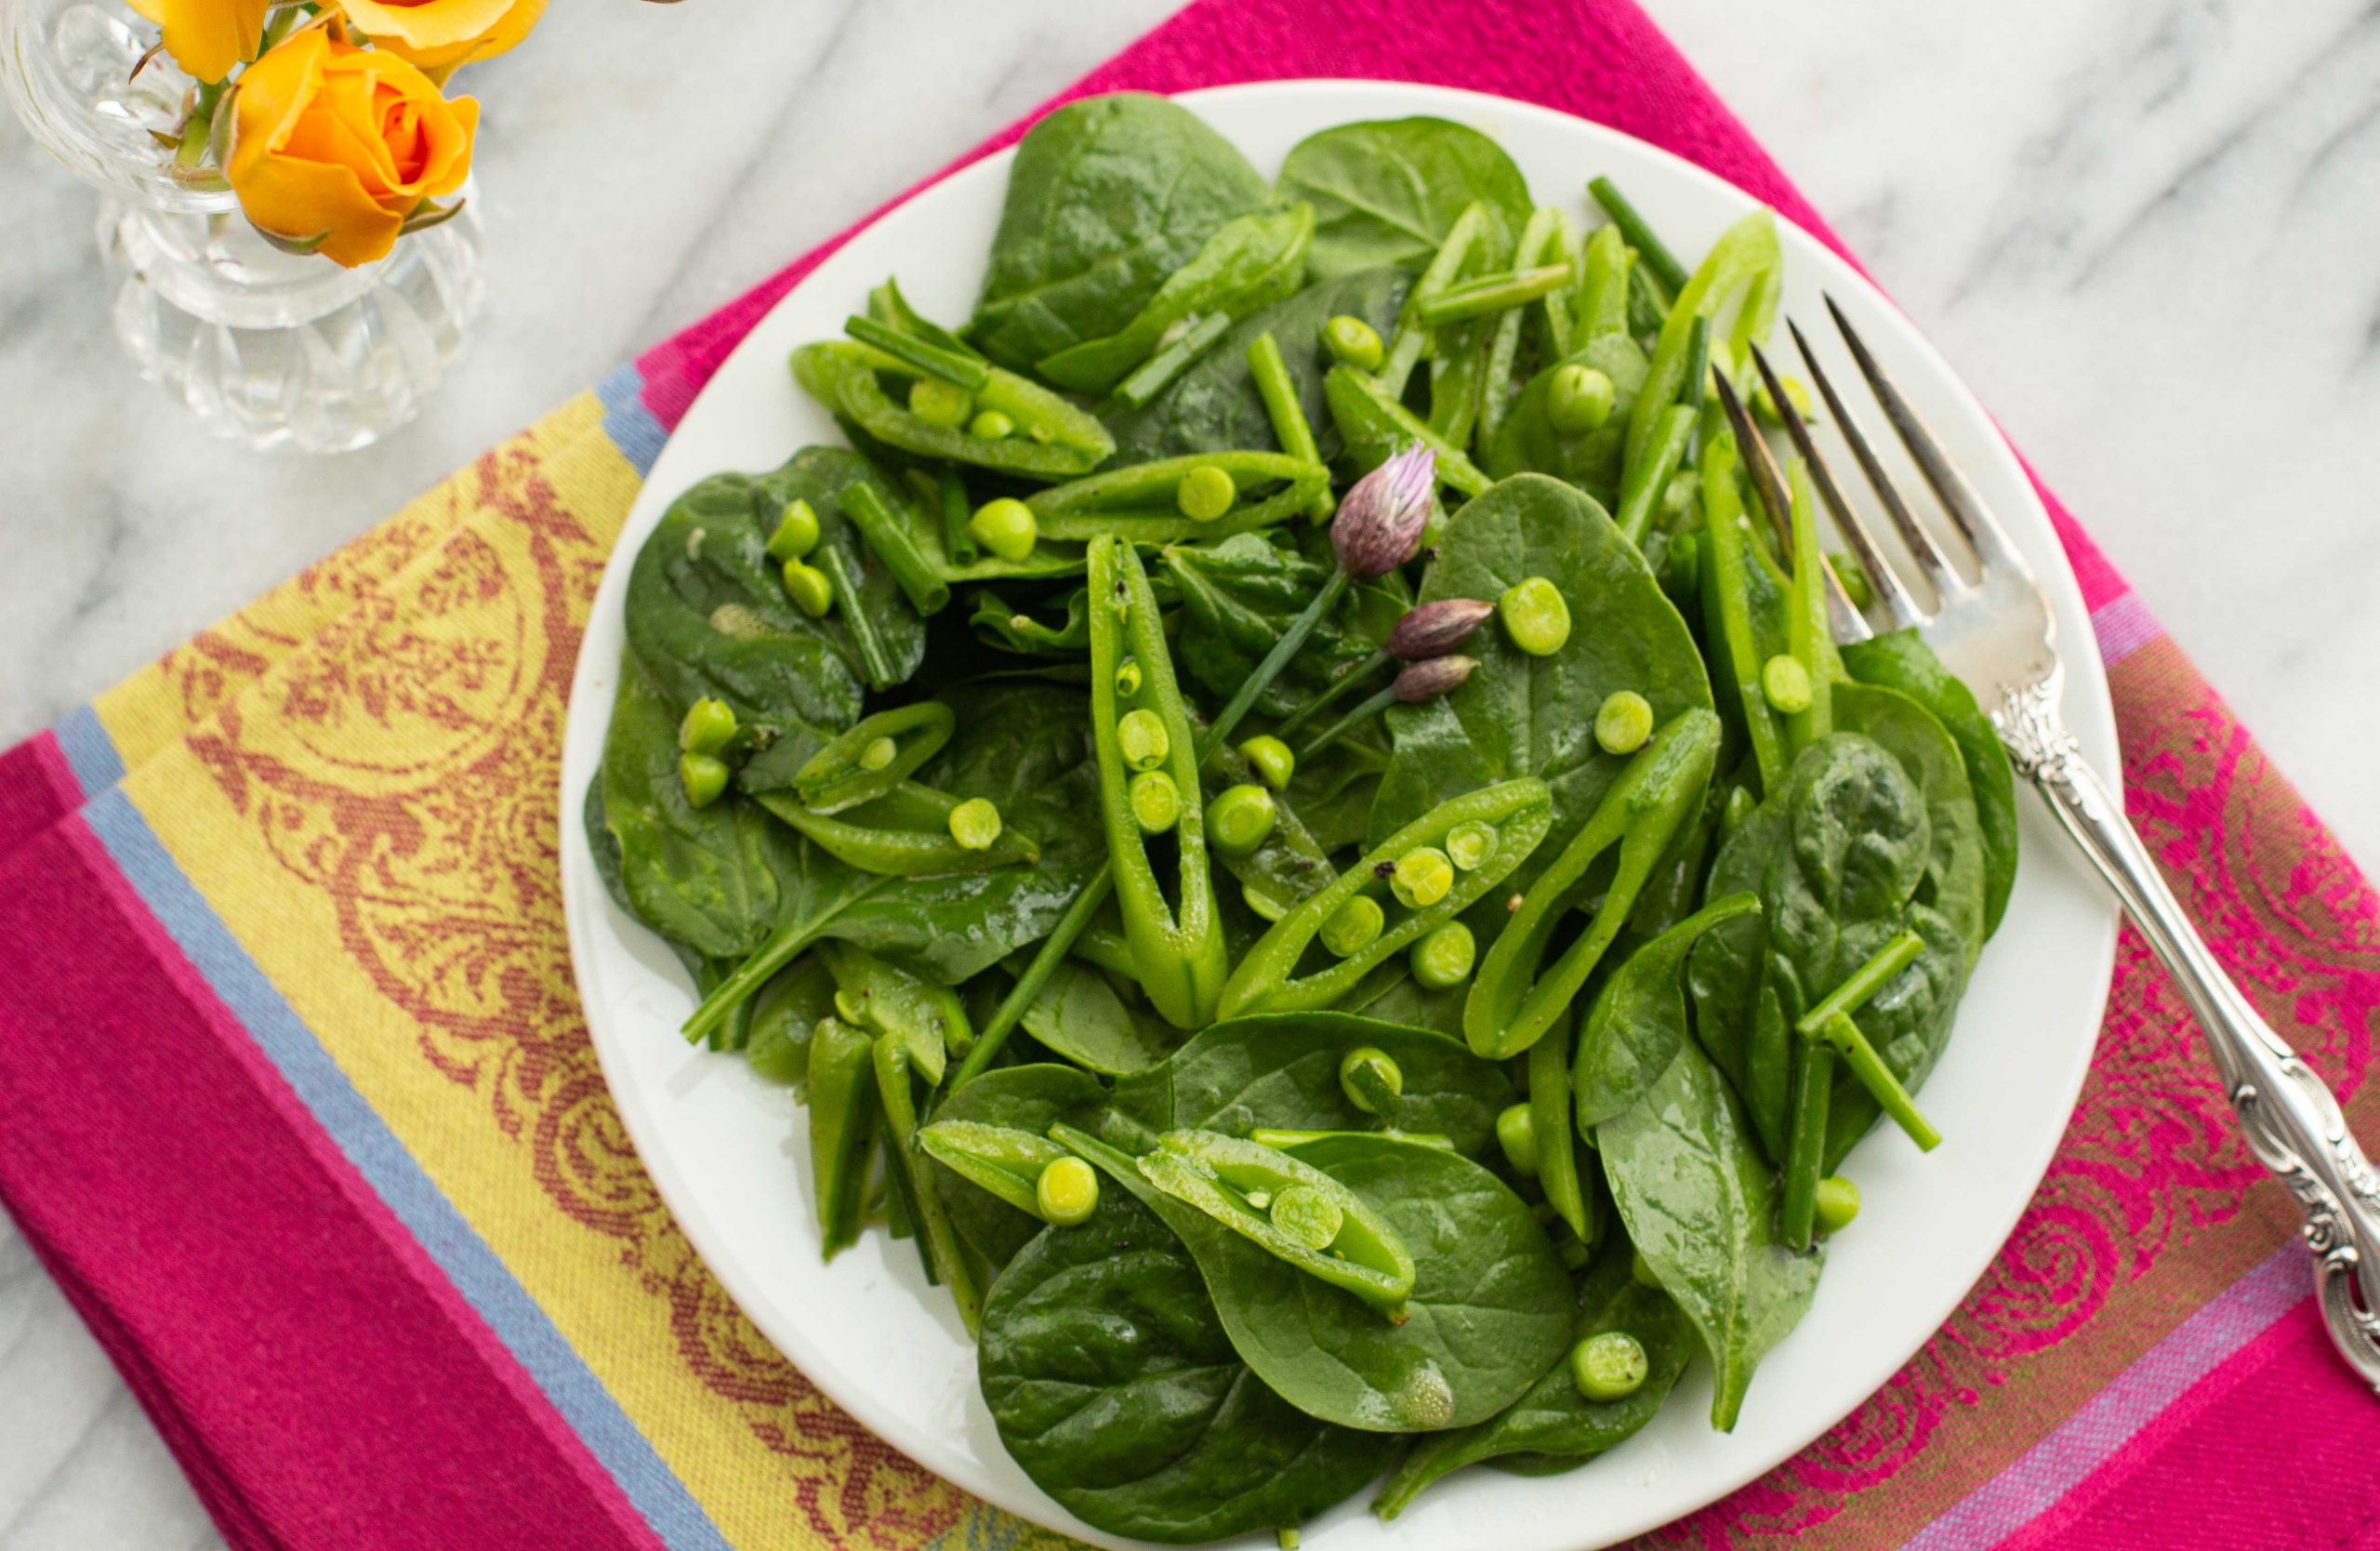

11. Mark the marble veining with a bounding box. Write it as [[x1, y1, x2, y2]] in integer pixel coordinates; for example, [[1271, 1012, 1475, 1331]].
[[3, 1, 2378, 1544]]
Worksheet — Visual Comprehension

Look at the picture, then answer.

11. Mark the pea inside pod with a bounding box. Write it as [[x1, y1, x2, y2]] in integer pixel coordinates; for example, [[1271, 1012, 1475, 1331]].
[[792, 701, 956, 814], [753, 783, 1038, 876], [1028, 450, 1330, 545]]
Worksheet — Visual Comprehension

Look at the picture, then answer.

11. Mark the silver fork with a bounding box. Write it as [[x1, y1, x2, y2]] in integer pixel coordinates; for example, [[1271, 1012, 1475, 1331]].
[[1711, 302, 2380, 1392]]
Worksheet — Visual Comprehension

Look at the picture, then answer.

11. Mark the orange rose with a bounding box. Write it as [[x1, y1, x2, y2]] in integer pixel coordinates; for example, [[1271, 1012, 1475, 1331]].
[[227, 25, 478, 268], [332, 0, 547, 74], [126, 0, 269, 84]]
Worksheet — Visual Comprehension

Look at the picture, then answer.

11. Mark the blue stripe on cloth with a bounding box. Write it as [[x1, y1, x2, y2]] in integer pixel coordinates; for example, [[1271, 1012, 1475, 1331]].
[[598, 365, 668, 479], [1901, 1243, 2308, 1549], [80, 788, 733, 1551], [55, 705, 126, 798]]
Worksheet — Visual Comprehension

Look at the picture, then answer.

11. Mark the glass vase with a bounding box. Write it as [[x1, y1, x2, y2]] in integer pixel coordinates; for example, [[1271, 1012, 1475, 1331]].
[[2, 0, 484, 453]]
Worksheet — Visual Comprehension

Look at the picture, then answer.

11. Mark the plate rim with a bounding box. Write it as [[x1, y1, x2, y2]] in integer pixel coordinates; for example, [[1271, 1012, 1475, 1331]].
[[561, 76, 2121, 1550]]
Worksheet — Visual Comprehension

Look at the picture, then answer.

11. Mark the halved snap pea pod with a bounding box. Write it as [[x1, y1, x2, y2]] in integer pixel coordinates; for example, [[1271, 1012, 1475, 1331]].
[[754, 783, 1038, 876], [792, 701, 956, 815], [1464, 710, 1719, 1060], [1087, 537, 1230, 1029], [791, 339, 1113, 481], [919, 1120, 1074, 1218], [1216, 777, 1554, 1020], [1136, 1130, 1416, 1320], [819, 939, 972, 1078], [1029, 451, 1330, 545]]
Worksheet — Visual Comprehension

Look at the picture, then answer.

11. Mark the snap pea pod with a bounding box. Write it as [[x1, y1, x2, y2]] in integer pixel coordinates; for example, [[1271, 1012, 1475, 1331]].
[[1782, 457, 1834, 753], [806, 1016, 879, 1259], [1479, 207, 1565, 447], [753, 783, 1038, 876], [1202, 736, 1336, 921], [811, 542, 900, 690], [919, 1120, 1073, 1218], [1246, 331, 1335, 521], [1464, 710, 1720, 1060], [1620, 210, 1779, 484], [1698, 435, 1789, 794], [1416, 263, 1575, 328], [1027, 450, 1329, 545], [819, 939, 972, 1078], [1571, 223, 1633, 352], [1137, 1130, 1417, 1319], [1218, 778, 1553, 1019], [1323, 365, 1491, 498], [1526, 1004, 1589, 1241], [1249, 1128, 1455, 1152], [791, 701, 955, 814], [1379, 201, 1490, 399], [873, 1034, 983, 1333], [1112, 310, 1234, 409], [865, 275, 984, 366], [839, 478, 951, 616], [844, 312, 988, 391], [1624, 263, 1671, 342], [791, 340, 1113, 481], [1088, 537, 1230, 1029], [1612, 404, 1695, 545], [936, 468, 980, 568]]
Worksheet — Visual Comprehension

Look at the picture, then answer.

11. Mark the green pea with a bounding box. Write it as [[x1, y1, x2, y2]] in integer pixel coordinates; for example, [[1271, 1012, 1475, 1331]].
[[1117, 708, 1170, 772], [968, 408, 1015, 441], [1337, 1046, 1403, 1114], [1113, 656, 1144, 699], [765, 498, 820, 561], [968, 497, 1038, 563], [1318, 895, 1384, 958], [1547, 363, 1616, 435], [1570, 1331, 1648, 1402], [1322, 313, 1383, 371], [1445, 819, 1498, 872], [1207, 783, 1277, 854], [834, 987, 869, 1025], [1499, 576, 1571, 656], [678, 751, 729, 809], [781, 558, 834, 618], [1129, 771, 1181, 833], [1036, 1156, 1099, 1227], [857, 735, 898, 773], [1410, 921, 1475, 989], [1176, 464, 1237, 523], [908, 377, 972, 428], [1814, 1174, 1861, 1234], [677, 696, 737, 756], [1495, 1102, 1539, 1176], [1594, 690, 1654, 755], [947, 797, 1003, 851], [1390, 845, 1454, 909], [1267, 1185, 1343, 1251], [1237, 735, 1295, 791], [1831, 551, 1873, 610], [1762, 654, 1814, 714]]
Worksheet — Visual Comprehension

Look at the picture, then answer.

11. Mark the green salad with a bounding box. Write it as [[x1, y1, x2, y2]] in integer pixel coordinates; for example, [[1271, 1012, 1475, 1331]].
[[587, 92, 2019, 1544]]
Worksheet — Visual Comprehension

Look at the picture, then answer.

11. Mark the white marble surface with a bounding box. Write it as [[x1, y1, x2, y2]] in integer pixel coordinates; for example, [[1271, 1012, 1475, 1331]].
[[3, 1, 2378, 1544]]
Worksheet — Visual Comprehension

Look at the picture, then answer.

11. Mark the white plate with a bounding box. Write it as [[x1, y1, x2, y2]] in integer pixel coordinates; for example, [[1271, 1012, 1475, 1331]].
[[561, 80, 2119, 1551]]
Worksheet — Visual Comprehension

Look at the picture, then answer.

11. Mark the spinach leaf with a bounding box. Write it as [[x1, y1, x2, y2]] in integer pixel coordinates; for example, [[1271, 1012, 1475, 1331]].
[[971, 94, 1275, 372], [1574, 891, 1760, 1130], [1163, 533, 1400, 718], [1277, 117, 1533, 278], [1597, 1039, 1821, 1431], [1102, 268, 1409, 465], [977, 1192, 1382, 1544], [625, 448, 923, 741], [1112, 1012, 1515, 1159], [592, 656, 795, 960], [927, 1064, 1108, 1269], [1686, 734, 1970, 1167], [1373, 473, 1712, 850], [1832, 682, 1988, 966], [1842, 629, 2019, 936], [1370, 1244, 1696, 1518], [1020, 959, 1183, 1077], [1038, 203, 1316, 392]]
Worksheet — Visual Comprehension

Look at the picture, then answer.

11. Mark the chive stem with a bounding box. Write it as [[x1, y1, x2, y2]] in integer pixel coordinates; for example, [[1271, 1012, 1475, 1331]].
[[1589, 176, 1689, 297], [841, 480, 950, 616], [1114, 312, 1231, 409], [1274, 648, 1392, 740], [1297, 684, 1399, 762], [1415, 263, 1576, 327], [817, 543, 899, 689]]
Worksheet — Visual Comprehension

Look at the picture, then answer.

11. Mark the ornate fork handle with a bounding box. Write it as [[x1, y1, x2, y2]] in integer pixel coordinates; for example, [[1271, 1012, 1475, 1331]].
[[1998, 679, 2380, 1388]]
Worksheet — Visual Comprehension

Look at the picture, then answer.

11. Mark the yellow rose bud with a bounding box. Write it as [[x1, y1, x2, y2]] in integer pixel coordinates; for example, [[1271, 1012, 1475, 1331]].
[[227, 25, 478, 269], [128, 0, 271, 85], [331, 0, 548, 74]]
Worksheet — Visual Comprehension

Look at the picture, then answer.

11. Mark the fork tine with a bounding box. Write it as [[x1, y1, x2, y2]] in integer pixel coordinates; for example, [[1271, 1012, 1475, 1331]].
[[1820, 295, 2031, 577], [1768, 333, 1968, 606], [1744, 345, 1927, 632], [1712, 366, 1874, 642]]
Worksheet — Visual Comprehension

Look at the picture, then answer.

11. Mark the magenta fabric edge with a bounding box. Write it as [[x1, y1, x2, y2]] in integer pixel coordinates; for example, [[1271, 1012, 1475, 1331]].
[[25, 729, 81, 812], [1899, 1244, 2309, 1551], [52, 808, 684, 1551]]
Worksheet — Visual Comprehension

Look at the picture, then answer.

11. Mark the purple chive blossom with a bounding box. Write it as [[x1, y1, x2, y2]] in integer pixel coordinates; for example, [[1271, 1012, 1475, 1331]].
[[1330, 444, 1437, 580], [1387, 597, 1495, 660], [1393, 655, 1479, 703]]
